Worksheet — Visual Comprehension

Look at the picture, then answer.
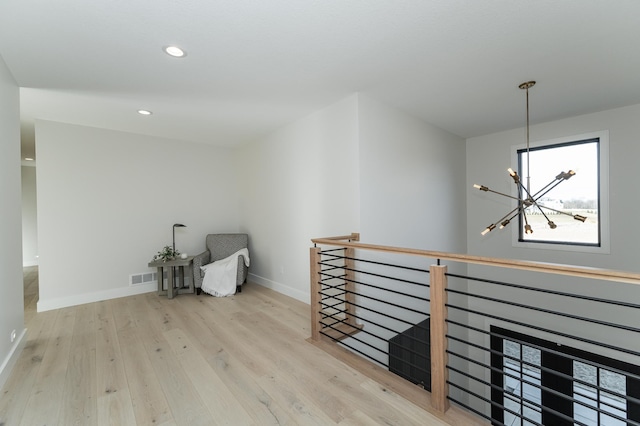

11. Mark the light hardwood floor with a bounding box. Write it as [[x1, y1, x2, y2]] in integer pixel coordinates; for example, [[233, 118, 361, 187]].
[[1, 267, 479, 425]]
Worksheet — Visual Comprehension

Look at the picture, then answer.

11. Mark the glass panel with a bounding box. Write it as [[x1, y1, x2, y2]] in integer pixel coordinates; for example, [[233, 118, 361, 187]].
[[522, 401, 541, 426], [503, 341, 542, 426], [574, 361, 598, 425], [575, 361, 598, 386], [600, 369, 626, 426], [504, 340, 522, 426], [600, 369, 626, 398], [574, 362, 627, 426], [521, 345, 541, 426]]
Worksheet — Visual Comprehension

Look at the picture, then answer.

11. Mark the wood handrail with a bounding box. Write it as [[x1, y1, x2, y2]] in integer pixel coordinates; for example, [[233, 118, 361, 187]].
[[313, 232, 360, 242], [311, 234, 640, 285]]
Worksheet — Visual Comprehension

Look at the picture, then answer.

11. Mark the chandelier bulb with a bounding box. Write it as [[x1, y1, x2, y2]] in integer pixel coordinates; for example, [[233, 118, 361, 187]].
[[474, 184, 489, 192], [508, 168, 520, 183], [499, 219, 510, 229], [524, 224, 533, 234], [548, 221, 557, 229], [556, 170, 577, 181], [481, 224, 496, 236], [574, 214, 587, 222]]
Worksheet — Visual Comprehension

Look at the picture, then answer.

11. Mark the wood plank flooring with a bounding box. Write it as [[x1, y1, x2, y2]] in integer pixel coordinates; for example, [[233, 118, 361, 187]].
[[1, 267, 480, 425]]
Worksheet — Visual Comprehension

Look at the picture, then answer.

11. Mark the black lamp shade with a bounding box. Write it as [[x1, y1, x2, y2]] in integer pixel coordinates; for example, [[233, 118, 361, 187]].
[[172, 223, 186, 252]]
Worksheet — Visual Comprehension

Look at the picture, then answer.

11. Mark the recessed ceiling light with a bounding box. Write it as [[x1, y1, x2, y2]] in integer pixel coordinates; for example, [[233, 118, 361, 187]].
[[24, 157, 34, 161], [137, 109, 153, 115], [164, 46, 186, 58]]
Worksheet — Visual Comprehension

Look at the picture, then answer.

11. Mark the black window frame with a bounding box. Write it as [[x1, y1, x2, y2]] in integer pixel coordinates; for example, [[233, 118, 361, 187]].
[[516, 137, 601, 247], [490, 326, 640, 426]]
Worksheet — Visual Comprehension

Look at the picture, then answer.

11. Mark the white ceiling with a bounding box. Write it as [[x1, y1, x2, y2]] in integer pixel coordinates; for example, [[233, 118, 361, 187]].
[[2, 0, 640, 160]]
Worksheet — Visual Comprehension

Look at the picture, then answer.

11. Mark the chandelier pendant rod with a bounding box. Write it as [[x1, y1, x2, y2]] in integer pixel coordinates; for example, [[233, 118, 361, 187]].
[[520, 81, 535, 197]]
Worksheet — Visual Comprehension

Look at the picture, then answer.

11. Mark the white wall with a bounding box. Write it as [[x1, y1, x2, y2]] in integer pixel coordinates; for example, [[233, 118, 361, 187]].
[[235, 95, 360, 302], [32, 92, 466, 311], [359, 94, 467, 253], [21, 165, 38, 266], [0, 55, 26, 390], [349, 95, 469, 394], [35, 120, 240, 311], [467, 103, 640, 272]]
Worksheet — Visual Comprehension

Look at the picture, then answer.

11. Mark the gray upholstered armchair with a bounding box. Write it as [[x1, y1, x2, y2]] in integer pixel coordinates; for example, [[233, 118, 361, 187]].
[[193, 233, 249, 294]]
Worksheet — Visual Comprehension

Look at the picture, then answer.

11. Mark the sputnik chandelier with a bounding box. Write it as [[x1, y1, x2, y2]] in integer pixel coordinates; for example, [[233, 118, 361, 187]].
[[474, 81, 586, 236]]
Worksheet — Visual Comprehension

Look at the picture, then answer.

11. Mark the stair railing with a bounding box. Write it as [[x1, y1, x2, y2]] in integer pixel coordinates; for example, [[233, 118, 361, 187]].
[[310, 233, 640, 425]]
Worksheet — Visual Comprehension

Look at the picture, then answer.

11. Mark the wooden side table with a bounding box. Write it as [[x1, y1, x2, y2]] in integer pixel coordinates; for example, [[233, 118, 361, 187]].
[[148, 256, 195, 299]]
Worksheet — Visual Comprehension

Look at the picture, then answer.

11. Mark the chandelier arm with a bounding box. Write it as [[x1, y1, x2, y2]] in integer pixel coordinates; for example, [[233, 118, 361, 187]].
[[483, 187, 524, 202], [508, 174, 530, 200], [533, 203, 576, 218], [531, 179, 565, 202], [521, 206, 538, 235], [482, 206, 522, 234], [499, 211, 521, 229], [522, 208, 531, 226], [494, 206, 521, 225], [530, 180, 560, 200], [530, 170, 577, 202], [529, 200, 555, 224], [516, 179, 536, 203]]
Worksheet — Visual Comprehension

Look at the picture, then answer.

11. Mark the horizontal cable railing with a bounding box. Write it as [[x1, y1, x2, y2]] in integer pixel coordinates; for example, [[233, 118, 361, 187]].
[[445, 268, 640, 426], [310, 233, 640, 425], [313, 236, 432, 389]]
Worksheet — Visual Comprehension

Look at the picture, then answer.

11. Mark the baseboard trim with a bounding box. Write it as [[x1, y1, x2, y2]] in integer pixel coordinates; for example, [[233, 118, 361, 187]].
[[0, 327, 27, 391], [37, 283, 157, 312], [36, 276, 308, 312], [248, 273, 309, 304]]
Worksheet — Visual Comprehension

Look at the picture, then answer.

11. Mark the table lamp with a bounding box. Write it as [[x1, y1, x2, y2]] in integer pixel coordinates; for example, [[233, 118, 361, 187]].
[[172, 223, 186, 252]]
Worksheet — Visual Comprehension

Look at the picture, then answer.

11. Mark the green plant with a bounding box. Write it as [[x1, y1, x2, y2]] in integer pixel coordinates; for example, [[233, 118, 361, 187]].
[[153, 245, 180, 262]]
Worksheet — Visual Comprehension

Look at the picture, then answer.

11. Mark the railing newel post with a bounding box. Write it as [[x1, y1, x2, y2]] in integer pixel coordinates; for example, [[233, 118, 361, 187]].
[[430, 263, 450, 413], [310, 246, 322, 341], [344, 246, 357, 327]]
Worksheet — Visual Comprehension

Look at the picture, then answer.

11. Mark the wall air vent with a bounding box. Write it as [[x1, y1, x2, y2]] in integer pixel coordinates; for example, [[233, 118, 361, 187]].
[[129, 272, 157, 286]]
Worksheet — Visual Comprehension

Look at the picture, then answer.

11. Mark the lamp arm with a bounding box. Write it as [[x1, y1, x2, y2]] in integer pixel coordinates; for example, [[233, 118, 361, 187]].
[[528, 200, 555, 224], [502, 211, 520, 226], [530, 170, 578, 202], [480, 187, 523, 202], [531, 179, 565, 202], [496, 206, 520, 225], [530, 180, 558, 200], [533, 203, 576, 218], [516, 180, 535, 202]]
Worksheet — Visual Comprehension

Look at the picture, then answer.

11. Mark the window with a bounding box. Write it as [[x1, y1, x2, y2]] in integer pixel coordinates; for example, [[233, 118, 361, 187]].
[[512, 131, 609, 253], [490, 326, 640, 426], [573, 361, 627, 426], [500, 339, 542, 425]]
